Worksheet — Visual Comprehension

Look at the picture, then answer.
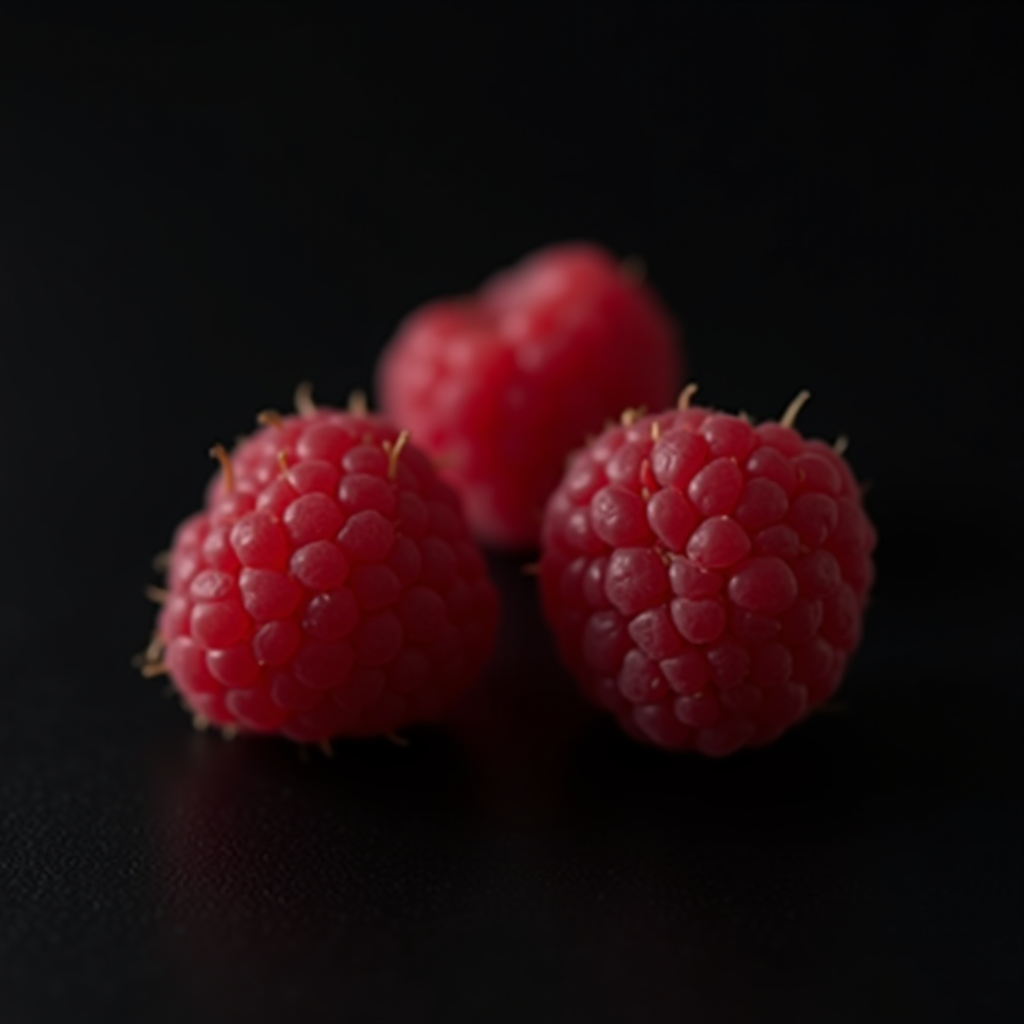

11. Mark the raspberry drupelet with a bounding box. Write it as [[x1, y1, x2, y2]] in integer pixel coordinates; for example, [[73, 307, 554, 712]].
[[376, 243, 683, 549], [146, 393, 499, 744], [538, 388, 877, 756]]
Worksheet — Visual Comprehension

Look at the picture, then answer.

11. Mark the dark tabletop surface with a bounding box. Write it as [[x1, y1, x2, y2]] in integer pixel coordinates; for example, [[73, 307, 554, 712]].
[[1, 3, 1021, 1022]]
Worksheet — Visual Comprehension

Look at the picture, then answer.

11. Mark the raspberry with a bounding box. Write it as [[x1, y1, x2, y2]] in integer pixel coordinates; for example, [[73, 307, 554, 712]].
[[144, 394, 499, 745], [538, 389, 877, 756], [376, 243, 683, 549]]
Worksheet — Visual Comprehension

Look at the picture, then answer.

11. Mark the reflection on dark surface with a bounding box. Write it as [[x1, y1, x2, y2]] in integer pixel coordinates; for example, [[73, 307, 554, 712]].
[[151, 732, 480, 1019]]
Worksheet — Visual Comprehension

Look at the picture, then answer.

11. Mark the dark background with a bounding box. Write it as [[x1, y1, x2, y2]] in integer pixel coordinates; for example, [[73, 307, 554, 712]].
[[1, 2, 1021, 1022]]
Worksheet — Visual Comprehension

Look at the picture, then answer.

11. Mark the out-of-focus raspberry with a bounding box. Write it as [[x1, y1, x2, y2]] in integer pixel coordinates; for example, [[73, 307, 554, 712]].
[[539, 395, 876, 756], [150, 405, 499, 744], [376, 243, 684, 549]]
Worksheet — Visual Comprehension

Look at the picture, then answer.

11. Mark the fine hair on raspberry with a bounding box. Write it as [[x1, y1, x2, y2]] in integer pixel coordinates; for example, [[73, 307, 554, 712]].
[[539, 387, 877, 756]]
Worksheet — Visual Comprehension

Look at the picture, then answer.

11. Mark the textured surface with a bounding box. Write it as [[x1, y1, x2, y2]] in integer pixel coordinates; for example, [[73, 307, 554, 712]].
[[377, 244, 682, 548], [1, 3, 1021, 1023], [2, 562, 1021, 1024], [540, 404, 876, 754], [157, 409, 498, 741]]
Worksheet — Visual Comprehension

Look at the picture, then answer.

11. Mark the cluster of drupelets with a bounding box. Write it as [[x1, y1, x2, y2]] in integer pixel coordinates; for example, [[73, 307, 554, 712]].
[[138, 389, 407, 747]]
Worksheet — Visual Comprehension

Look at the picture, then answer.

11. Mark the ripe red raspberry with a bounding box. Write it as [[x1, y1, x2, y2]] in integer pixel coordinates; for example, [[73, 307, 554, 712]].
[[376, 243, 683, 549], [145, 395, 499, 745], [538, 389, 877, 756]]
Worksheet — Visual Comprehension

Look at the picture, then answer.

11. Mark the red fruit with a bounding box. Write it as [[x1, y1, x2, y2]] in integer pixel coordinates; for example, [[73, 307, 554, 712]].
[[147, 400, 499, 744], [538, 391, 876, 756], [376, 243, 683, 549]]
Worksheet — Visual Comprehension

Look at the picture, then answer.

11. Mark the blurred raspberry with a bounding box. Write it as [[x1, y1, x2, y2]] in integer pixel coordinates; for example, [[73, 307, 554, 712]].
[[147, 398, 499, 744], [376, 243, 683, 549], [538, 391, 876, 756]]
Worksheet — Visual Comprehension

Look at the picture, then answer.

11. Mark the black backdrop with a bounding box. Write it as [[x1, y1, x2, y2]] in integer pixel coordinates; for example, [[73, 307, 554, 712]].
[[1, 2, 1021, 1022]]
